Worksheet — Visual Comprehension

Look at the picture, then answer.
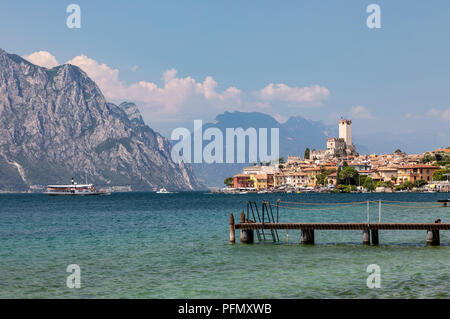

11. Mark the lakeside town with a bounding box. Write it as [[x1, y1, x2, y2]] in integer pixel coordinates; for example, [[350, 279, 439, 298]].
[[221, 119, 450, 194]]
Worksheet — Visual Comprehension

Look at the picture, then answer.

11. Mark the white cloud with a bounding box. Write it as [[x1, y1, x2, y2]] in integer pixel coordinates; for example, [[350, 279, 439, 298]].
[[22, 51, 59, 68], [405, 112, 420, 120], [443, 109, 450, 121], [23, 51, 331, 125], [349, 105, 374, 120], [427, 108, 450, 121], [427, 108, 441, 117], [66, 54, 127, 101], [64, 55, 243, 122], [258, 83, 329, 106]]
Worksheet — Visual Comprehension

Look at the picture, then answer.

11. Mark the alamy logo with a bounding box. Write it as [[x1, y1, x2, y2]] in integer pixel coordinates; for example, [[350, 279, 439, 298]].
[[66, 264, 81, 288], [171, 120, 279, 164], [66, 4, 81, 29], [366, 264, 381, 288], [366, 4, 381, 29]]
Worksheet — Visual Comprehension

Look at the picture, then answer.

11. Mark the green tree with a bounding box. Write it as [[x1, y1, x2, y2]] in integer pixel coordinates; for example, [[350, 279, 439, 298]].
[[317, 167, 336, 186], [338, 166, 359, 185], [414, 179, 427, 188], [224, 177, 234, 187], [359, 174, 368, 186], [336, 167, 342, 185], [304, 148, 310, 160], [433, 168, 450, 181], [422, 152, 435, 164], [394, 149, 403, 154], [342, 161, 348, 167], [278, 157, 285, 164], [395, 181, 414, 190], [363, 177, 376, 192]]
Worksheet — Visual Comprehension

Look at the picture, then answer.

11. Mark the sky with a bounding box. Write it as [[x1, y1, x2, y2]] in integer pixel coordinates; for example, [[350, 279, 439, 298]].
[[0, 0, 449, 152]]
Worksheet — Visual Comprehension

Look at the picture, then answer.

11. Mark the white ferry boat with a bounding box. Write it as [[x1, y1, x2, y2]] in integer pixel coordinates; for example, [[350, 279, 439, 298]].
[[44, 179, 110, 196], [156, 188, 171, 194]]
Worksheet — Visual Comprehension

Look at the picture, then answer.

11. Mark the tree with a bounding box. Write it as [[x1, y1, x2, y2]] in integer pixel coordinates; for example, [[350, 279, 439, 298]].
[[336, 167, 342, 186], [317, 167, 336, 186], [304, 148, 310, 160], [433, 168, 450, 181], [338, 167, 359, 185], [363, 177, 376, 192], [359, 174, 368, 186], [224, 177, 234, 187], [422, 152, 435, 164], [342, 161, 348, 167], [394, 149, 403, 154], [414, 179, 427, 188], [395, 181, 414, 191], [278, 157, 285, 164]]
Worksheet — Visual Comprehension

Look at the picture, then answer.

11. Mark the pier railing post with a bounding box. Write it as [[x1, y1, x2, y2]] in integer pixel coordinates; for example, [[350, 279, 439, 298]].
[[378, 200, 381, 223], [229, 213, 235, 244], [240, 211, 245, 243], [276, 198, 280, 223], [367, 201, 370, 224]]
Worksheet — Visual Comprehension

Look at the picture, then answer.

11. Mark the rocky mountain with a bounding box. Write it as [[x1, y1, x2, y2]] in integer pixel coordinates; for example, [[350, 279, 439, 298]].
[[0, 48, 204, 192]]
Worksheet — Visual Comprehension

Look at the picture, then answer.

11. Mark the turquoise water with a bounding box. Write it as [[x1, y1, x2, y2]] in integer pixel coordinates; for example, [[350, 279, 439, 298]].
[[0, 192, 449, 298]]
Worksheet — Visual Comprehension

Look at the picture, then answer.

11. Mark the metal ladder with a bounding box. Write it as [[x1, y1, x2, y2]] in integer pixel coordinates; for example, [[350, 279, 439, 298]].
[[246, 201, 280, 243]]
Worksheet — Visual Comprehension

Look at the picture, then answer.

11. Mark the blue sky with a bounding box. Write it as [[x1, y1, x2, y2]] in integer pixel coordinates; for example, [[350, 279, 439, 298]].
[[0, 0, 449, 152]]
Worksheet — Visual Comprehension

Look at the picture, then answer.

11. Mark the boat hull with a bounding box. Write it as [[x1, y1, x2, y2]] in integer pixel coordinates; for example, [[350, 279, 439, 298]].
[[44, 191, 110, 196]]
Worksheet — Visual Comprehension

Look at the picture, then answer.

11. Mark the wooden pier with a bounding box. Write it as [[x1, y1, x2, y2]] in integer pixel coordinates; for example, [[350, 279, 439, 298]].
[[229, 199, 450, 246], [230, 214, 449, 246]]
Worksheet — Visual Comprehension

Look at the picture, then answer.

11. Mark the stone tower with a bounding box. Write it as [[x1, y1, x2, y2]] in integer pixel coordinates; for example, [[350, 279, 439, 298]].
[[339, 119, 352, 146]]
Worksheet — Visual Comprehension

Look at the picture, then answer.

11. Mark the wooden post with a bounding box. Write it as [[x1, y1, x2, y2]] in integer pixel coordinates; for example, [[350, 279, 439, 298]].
[[301, 229, 314, 245], [229, 213, 235, 244], [371, 229, 379, 246], [241, 228, 254, 244], [426, 230, 440, 246], [363, 228, 370, 245], [240, 211, 254, 244]]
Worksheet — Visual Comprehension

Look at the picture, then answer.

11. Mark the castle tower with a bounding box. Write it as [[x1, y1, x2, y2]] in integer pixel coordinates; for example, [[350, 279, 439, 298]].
[[339, 119, 352, 146]]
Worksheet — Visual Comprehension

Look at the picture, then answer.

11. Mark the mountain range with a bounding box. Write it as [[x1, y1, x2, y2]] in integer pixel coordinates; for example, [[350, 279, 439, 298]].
[[0, 48, 204, 192], [190, 111, 350, 187]]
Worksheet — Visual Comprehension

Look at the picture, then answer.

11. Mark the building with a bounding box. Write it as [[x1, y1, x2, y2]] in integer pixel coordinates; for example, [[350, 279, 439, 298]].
[[311, 119, 357, 160], [233, 174, 254, 188], [339, 119, 352, 145], [396, 165, 440, 184], [327, 172, 337, 185], [285, 172, 308, 188], [374, 167, 398, 182], [304, 167, 321, 186], [287, 156, 301, 163], [252, 173, 274, 190], [326, 138, 346, 157]]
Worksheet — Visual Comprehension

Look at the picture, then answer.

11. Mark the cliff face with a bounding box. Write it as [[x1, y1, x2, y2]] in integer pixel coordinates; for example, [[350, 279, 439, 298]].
[[0, 49, 204, 191]]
